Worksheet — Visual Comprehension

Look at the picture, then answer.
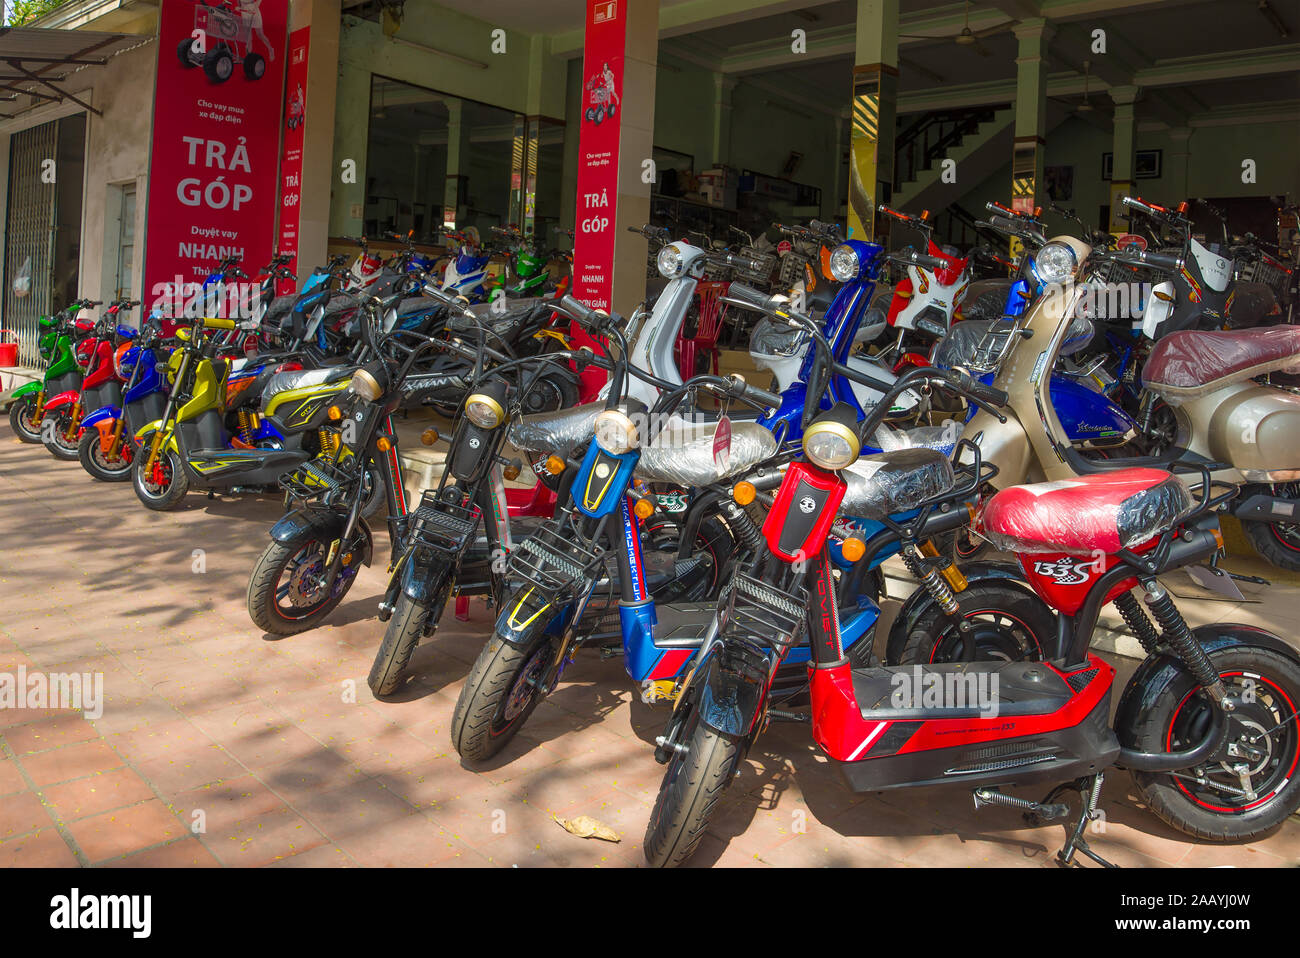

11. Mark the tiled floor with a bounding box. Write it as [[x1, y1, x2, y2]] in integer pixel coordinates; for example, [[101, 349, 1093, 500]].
[[1, 433, 1297, 867]]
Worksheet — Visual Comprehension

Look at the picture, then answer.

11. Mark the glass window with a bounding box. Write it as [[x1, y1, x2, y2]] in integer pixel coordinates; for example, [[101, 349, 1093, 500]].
[[365, 75, 522, 244]]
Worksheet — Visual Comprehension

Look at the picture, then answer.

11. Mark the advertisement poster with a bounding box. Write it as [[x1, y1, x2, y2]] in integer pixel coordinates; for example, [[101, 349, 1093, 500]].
[[276, 26, 310, 295], [143, 0, 289, 320], [569, 0, 625, 383]]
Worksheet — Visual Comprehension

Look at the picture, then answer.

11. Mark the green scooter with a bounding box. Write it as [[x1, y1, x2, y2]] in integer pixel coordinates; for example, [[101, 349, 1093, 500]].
[[7, 299, 100, 443]]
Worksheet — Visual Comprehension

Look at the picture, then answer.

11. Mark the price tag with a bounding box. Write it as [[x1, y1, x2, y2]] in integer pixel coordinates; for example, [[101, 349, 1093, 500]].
[[712, 415, 732, 469]]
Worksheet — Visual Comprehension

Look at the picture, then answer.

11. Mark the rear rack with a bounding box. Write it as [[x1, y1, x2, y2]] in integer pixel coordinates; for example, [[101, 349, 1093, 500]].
[[279, 456, 355, 502], [718, 572, 807, 651], [409, 490, 481, 556], [505, 519, 607, 600]]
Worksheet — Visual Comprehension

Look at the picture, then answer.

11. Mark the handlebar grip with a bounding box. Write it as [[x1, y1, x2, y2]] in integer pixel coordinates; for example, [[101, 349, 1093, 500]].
[[952, 370, 1007, 408], [720, 282, 772, 312], [202, 318, 237, 331], [727, 376, 780, 410], [1135, 249, 1182, 270], [555, 294, 606, 332]]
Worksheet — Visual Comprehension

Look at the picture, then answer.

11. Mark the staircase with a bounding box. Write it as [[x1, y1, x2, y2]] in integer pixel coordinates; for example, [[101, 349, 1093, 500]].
[[891, 106, 1016, 214]]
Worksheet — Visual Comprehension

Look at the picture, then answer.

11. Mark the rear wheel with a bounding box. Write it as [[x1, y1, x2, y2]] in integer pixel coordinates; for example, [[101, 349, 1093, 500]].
[[888, 580, 1055, 665], [450, 632, 552, 762], [1132, 647, 1300, 841], [78, 429, 133, 481], [247, 534, 360, 635], [644, 705, 740, 868], [132, 447, 189, 510], [40, 415, 80, 460], [1240, 483, 1300, 573], [203, 47, 233, 83], [243, 52, 265, 80], [8, 396, 43, 443]]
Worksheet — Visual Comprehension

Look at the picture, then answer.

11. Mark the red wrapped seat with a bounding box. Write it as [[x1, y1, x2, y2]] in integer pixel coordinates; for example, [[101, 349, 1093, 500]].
[[1143, 326, 1300, 400], [982, 468, 1195, 555]]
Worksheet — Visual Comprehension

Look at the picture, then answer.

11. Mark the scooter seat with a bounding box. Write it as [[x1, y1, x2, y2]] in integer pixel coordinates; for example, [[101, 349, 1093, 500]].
[[1143, 326, 1300, 400], [982, 468, 1195, 555], [262, 365, 352, 399], [840, 447, 955, 520], [635, 417, 777, 486], [507, 403, 600, 459]]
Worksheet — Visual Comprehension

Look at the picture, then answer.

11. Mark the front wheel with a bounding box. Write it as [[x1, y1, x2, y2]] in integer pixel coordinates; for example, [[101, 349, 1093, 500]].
[[450, 633, 552, 762], [644, 705, 741, 867], [8, 396, 43, 443], [887, 579, 1055, 665], [78, 429, 133, 482], [132, 446, 189, 510], [247, 534, 360, 635], [1131, 646, 1300, 841], [368, 579, 449, 697], [41, 415, 80, 460]]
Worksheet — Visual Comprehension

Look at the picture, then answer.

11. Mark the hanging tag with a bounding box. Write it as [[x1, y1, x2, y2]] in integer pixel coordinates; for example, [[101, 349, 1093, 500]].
[[712, 415, 732, 469]]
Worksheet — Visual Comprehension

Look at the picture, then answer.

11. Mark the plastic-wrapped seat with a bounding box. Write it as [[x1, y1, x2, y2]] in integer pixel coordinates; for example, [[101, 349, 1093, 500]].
[[635, 417, 776, 485], [1142, 326, 1300, 402], [840, 447, 955, 520], [507, 404, 600, 460], [981, 468, 1195, 555]]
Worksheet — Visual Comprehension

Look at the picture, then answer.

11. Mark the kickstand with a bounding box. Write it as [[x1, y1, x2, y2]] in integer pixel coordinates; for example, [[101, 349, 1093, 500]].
[[1054, 774, 1117, 868]]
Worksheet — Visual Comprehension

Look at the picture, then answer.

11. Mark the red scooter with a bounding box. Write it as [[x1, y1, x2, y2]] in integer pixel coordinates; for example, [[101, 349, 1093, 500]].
[[40, 300, 140, 461]]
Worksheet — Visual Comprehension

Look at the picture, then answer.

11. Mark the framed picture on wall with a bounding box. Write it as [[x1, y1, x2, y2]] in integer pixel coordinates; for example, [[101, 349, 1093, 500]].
[[1102, 150, 1162, 181], [1045, 165, 1074, 201]]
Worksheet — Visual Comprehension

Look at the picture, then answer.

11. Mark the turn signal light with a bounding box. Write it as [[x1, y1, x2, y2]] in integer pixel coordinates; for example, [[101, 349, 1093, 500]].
[[421, 427, 440, 446], [1212, 526, 1225, 552], [633, 497, 655, 520], [376, 436, 393, 452], [503, 459, 522, 481], [545, 455, 566, 475], [327, 406, 342, 421], [840, 537, 866, 563], [732, 481, 756, 506]]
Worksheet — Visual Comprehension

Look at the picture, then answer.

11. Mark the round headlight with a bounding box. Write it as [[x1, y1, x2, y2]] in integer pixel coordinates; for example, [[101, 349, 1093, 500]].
[[464, 392, 505, 428], [1032, 242, 1078, 286], [803, 419, 860, 471], [594, 409, 638, 455], [657, 244, 686, 279], [828, 244, 860, 282], [349, 367, 383, 401]]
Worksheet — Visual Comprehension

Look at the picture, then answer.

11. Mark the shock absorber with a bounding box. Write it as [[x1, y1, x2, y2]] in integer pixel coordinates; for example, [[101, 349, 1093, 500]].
[[901, 542, 971, 632], [723, 500, 764, 553], [318, 428, 339, 457], [1114, 591, 1161, 655], [237, 409, 253, 445], [1142, 581, 1233, 710]]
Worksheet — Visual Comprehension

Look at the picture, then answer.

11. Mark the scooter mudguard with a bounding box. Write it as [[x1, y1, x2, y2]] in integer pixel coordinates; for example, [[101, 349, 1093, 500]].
[[9, 380, 41, 400], [398, 545, 454, 605], [1112, 623, 1300, 754], [80, 405, 121, 431], [494, 584, 570, 647], [884, 560, 1040, 664], [133, 420, 178, 454], [691, 640, 772, 740], [269, 509, 374, 568], [42, 390, 79, 411]]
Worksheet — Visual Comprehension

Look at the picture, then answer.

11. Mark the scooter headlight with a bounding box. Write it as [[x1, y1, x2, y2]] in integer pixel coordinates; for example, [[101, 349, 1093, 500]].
[[349, 367, 383, 401], [594, 408, 638, 455], [828, 244, 861, 282], [464, 393, 505, 428], [1031, 242, 1078, 286], [802, 418, 860, 471], [657, 244, 686, 279]]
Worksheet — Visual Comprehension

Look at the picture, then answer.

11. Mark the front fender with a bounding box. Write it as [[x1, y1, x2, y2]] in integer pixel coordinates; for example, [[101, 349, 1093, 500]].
[[80, 405, 121, 431], [270, 509, 374, 567], [42, 390, 79, 411], [493, 584, 568, 647], [399, 545, 454, 604], [9, 381, 41, 400], [887, 560, 1035, 658], [134, 419, 176, 453], [1113, 623, 1300, 751], [690, 640, 773, 740]]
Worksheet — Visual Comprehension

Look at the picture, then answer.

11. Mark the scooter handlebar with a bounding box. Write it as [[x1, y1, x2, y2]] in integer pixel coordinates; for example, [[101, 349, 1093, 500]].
[[723, 373, 781, 410], [553, 294, 609, 333]]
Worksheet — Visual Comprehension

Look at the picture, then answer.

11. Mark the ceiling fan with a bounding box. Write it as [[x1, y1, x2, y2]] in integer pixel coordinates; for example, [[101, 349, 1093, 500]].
[[1048, 60, 1109, 114], [898, 1, 1018, 58]]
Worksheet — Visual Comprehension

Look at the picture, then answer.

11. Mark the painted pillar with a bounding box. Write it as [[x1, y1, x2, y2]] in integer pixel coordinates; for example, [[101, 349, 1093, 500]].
[[443, 100, 465, 232], [1010, 18, 1053, 257], [1166, 126, 1193, 206], [1108, 85, 1141, 233], [329, 58, 369, 238], [570, 0, 659, 393], [711, 74, 736, 167], [847, 0, 898, 242]]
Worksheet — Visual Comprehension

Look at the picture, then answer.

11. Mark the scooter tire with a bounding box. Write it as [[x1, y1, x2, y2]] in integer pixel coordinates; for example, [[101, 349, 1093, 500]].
[[78, 430, 133, 482], [133, 448, 189, 510], [1239, 515, 1300, 573], [8, 396, 43, 443], [41, 416, 80, 461], [247, 535, 357, 635], [644, 705, 740, 868], [1131, 645, 1300, 842], [368, 584, 448, 698], [887, 579, 1054, 666], [450, 632, 551, 762]]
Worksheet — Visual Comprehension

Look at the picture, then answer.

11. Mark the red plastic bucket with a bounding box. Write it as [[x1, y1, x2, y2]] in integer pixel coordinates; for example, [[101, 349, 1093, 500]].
[[0, 330, 18, 367]]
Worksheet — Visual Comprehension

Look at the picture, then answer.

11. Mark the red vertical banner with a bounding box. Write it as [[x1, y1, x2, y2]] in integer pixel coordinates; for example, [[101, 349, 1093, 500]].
[[570, 0, 626, 388], [143, 0, 289, 320], [277, 26, 310, 295]]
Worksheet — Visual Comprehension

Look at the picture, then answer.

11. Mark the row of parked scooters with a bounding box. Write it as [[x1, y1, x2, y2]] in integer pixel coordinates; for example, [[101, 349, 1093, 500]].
[[7, 194, 1300, 869]]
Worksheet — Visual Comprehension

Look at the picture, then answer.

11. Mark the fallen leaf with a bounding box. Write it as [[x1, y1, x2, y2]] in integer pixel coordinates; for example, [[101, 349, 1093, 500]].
[[554, 814, 620, 842]]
